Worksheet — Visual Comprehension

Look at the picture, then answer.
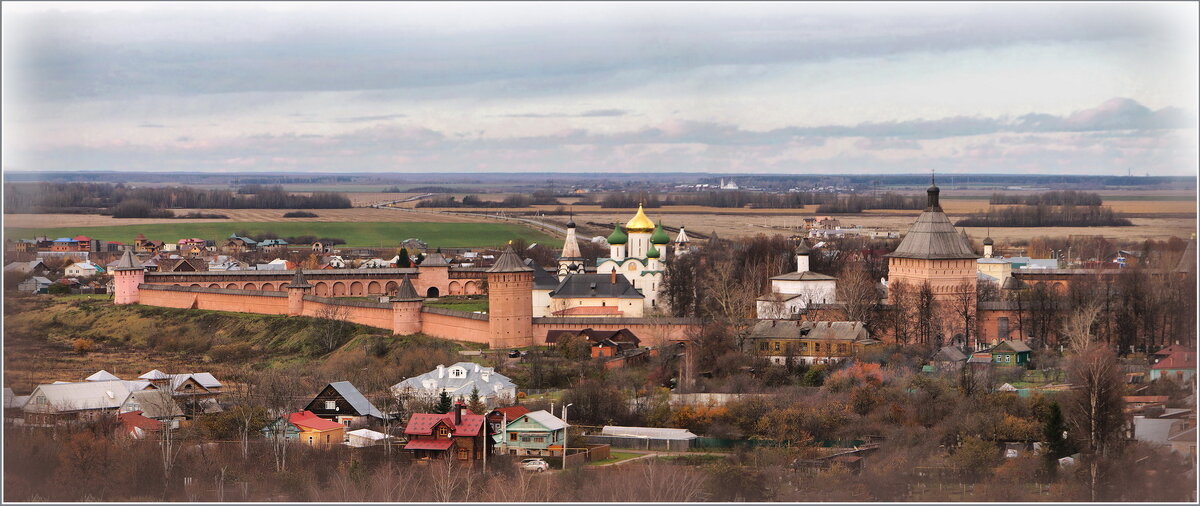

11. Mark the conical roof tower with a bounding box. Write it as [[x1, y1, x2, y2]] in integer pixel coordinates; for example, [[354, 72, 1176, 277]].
[[885, 181, 977, 260]]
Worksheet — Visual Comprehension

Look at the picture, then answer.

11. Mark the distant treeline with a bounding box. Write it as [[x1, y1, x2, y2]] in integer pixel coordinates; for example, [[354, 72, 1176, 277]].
[[594, 190, 922, 211], [815, 193, 924, 213], [415, 190, 562, 208], [3, 182, 351, 214], [955, 205, 1132, 227], [403, 186, 460, 193], [989, 190, 1104, 206]]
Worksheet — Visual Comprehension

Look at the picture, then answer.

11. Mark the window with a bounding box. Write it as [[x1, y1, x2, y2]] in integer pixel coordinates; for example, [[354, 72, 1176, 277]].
[[342, 419, 351, 426], [628, 264, 636, 271], [510, 432, 518, 441], [438, 427, 451, 438], [774, 342, 780, 351], [457, 448, 470, 460], [814, 343, 821, 353], [759, 342, 768, 351], [838, 344, 847, 354], [325, 400, 337, 410], [799, 342, 808, 352]]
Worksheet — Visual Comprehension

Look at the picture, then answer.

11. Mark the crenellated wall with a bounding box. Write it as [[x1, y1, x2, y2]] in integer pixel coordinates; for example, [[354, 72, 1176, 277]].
[[300, 294, 394, 331], [127, 280, 702, 349], [139, 284, 290, 314]]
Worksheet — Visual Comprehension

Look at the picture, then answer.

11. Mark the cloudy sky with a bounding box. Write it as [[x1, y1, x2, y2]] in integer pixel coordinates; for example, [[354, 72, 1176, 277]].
[[3, 2, 1197, 175]]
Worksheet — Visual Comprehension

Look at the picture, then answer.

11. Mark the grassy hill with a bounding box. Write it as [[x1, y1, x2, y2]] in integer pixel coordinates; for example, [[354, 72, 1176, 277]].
[[2, 294, 487, 394], [4, 221, 557, 248]]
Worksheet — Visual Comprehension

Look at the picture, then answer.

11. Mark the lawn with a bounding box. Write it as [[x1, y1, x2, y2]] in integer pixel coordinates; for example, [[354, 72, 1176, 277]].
[[587, 451, 643, 466], [4, 221, 557, 248], [426, 296, 488, 313]]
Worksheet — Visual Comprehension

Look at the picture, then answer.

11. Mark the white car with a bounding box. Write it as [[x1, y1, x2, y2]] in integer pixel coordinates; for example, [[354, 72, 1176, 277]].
[[520, 458, 550, 472]]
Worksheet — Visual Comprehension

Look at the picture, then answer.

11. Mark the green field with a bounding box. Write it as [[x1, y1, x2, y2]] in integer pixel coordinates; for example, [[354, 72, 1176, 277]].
[[4, 222, 557, 248]]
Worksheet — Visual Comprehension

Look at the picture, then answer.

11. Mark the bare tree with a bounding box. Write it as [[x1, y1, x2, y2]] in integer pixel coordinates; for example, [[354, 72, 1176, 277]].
[[315, 304, 354, 353], [258, 370, 300, 472], [950, 281, 977, 350], [1062, 301, 1125, 501], [839, 267, 879, 326]]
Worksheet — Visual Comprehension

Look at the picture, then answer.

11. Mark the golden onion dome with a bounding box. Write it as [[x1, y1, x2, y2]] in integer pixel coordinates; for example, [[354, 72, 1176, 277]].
[[625, 204, 656, 233]]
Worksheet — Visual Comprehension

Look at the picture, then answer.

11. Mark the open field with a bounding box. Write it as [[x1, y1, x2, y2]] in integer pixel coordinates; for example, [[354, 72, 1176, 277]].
[[549, 212, 1196, 244], [4, 221, 558, 248]]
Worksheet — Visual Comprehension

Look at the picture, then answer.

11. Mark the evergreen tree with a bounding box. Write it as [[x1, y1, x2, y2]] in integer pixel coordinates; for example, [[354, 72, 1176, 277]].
[[397, 248, 412, 268], [435, 391, 452, 414], [1042, 401, 1075, 478], [467, 385, 486, 414]]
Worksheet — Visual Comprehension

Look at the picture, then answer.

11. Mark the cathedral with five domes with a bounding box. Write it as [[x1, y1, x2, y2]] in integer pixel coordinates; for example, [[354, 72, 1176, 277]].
[[545, 204, 689, 316]]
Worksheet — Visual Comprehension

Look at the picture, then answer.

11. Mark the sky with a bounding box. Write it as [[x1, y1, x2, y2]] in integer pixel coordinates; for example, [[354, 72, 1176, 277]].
[[2, 1, 1198, 175]]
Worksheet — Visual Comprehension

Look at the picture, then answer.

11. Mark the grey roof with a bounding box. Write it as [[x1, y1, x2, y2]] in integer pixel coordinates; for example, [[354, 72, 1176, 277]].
[[936, 346, 968, 362], [1001, 277, 1027, 290], [287, 269, 313, 288], [421, 252, 450, 267], [113, 249, 143, 270], [526, 259, 561, 290], [122, 389, 184, 418], [1134, 417, 1185, 445], [23, 380, 152, 413], [600, 425, 697, 440], [996, 340, 1032, 353], [795, 239, 811, 255], [487, 247, 533, 273], [189, 372, 222, 389], [1177, 237, 1196, 273], [748, 320, 869, 341], [886, 185, 977, 260], [139, 369, 170, 380], [887, 211, 978, 260], [770, 270, 836, 281], [518, 410, 569, 431], [391, 362, 516, 398], [327, 381, 388, 419], [549, 273, 644, 299], [27, 276, 52, 285], [86, 370, 121, 382], [393, 274, 421, 300]]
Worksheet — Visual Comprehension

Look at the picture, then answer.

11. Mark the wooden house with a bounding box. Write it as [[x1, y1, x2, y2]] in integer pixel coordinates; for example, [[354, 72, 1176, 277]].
[[402, 403, 489, 462], [262, 410, 347, 446], [544, 328, 641, 358], [498, 409, 569, 457], [303, 381, 390, 429], [990, 340, 1032, 367]]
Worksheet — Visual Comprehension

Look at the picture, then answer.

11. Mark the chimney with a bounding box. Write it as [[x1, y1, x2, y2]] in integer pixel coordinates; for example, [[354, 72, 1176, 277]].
[[455, 402, 464, 425], [437, 364, 445, 378], [610, 269, 617, 284]]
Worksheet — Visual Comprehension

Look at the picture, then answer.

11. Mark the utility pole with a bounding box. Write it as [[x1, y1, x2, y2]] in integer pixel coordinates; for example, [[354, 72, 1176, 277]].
[[562, 403, 574, 470]]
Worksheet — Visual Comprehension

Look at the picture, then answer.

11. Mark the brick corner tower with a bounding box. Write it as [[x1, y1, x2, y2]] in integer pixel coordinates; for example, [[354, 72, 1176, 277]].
[[486, 246, 534, 349]]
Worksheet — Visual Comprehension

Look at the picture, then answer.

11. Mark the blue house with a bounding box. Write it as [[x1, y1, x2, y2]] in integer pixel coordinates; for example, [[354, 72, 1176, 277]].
[[498, 410, 568, 457]]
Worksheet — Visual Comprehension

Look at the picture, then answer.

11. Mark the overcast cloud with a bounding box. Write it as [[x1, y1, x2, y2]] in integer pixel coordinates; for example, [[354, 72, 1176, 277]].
[[2, 2, 1196, 175]]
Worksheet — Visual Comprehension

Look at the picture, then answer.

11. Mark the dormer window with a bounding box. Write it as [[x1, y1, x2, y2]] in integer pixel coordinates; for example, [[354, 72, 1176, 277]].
[[450, 368, 465, 378], [437, 426, 451, 438]]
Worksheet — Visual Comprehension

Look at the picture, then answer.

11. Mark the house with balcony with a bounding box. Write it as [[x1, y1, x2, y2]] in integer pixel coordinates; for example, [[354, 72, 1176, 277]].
[[402, 402, 489, 462], [302, 381, 390, 429]]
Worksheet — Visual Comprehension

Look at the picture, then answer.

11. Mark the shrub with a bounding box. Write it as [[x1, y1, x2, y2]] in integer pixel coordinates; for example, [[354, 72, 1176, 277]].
[[176, 212, 229, 219], [208, 341, 254, 362], [283, 211, 319, 218], [72, 338, 96, 354], [48, 283, 71, 295]]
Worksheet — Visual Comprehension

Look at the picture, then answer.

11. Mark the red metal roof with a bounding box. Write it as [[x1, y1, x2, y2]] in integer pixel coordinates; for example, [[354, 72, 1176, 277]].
[[489, 405, 531, 421], [287, 410, 344, 431], [1153, 352, 1196, 370], [118, 410, 161, 432], [1156, 345, 1196, 357], [403, 411, 486, 436], [404, 439, 454, 451]]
